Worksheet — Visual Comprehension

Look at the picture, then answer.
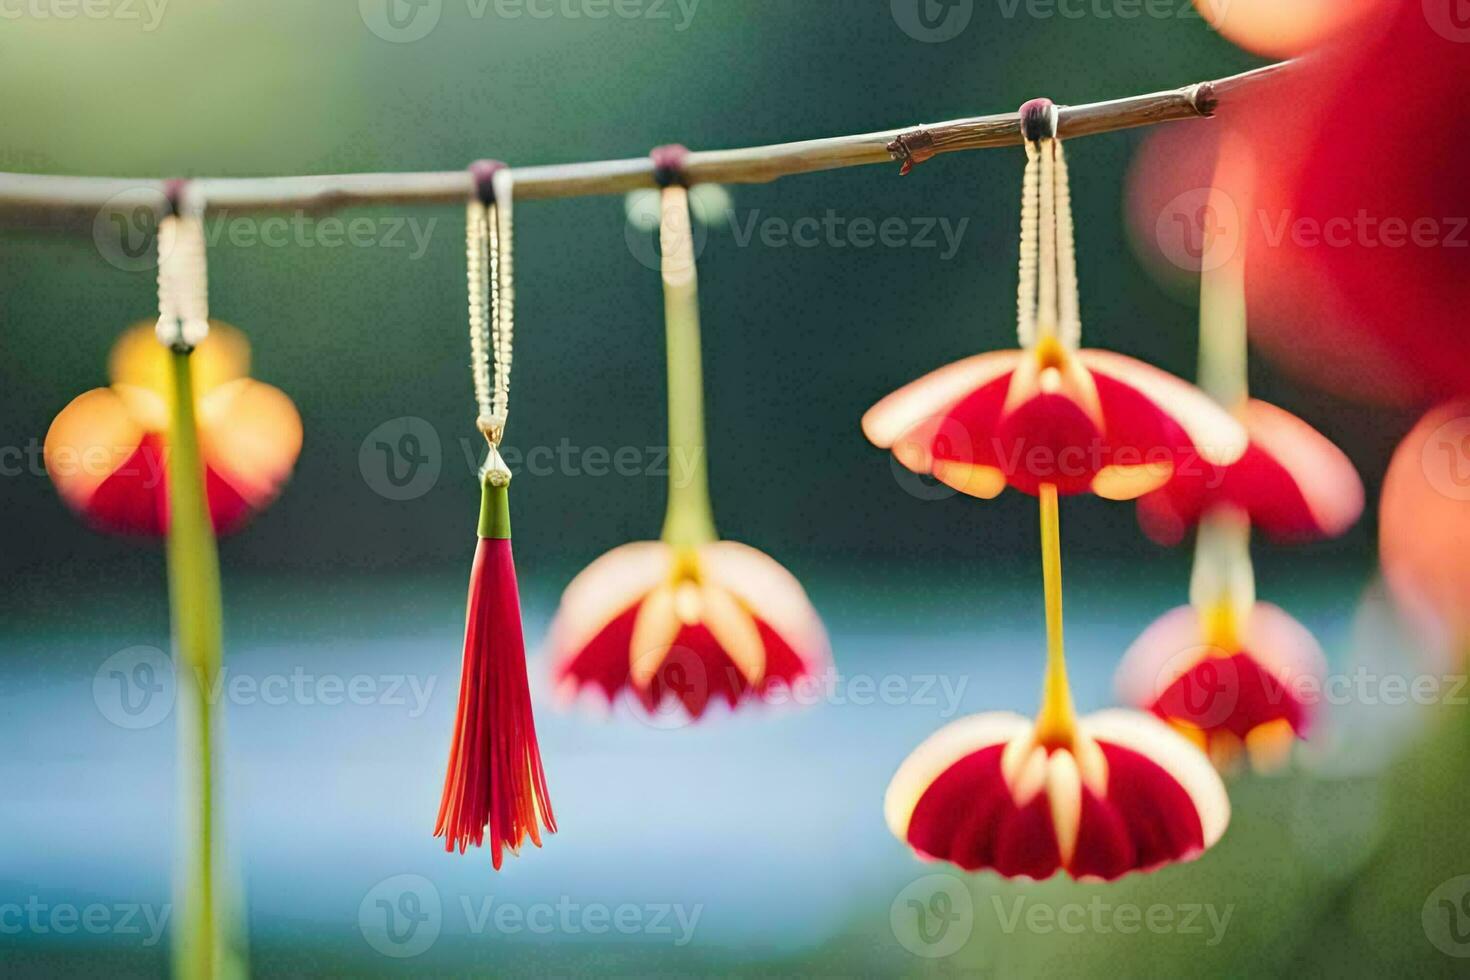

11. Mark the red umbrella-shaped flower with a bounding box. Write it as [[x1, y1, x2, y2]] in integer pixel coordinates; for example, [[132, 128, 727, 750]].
[[1116, 596, 1327, 770], [1136, 398, 1363, 546], [549, 172, 829, 722], [885, 487, 1230, 879], [864, 102, 1245, 501], [45, 321, 301, 536]]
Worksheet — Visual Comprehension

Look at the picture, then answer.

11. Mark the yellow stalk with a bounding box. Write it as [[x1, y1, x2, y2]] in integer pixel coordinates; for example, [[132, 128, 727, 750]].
[[1034, 483, 1077, 746]]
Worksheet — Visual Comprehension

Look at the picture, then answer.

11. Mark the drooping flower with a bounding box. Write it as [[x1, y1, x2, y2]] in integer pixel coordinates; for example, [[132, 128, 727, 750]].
[[549, 170, 828, 721], [864, 102, 1245, 501], [1116, 598, 1327, 771], [1380, 400, 1470, 664], [551, 539, 829, 719], [45, 321, 301, 536], [1136, 398, 1364, 546], [885, 486, 1230, 879], [1128, 147, 1337, 769]]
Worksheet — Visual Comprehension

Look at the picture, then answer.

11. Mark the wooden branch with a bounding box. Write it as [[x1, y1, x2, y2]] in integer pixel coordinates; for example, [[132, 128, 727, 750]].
[[0, 62, 1287, 229]]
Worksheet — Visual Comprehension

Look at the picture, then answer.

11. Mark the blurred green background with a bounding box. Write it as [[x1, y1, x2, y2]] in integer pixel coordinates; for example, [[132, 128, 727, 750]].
[[2, 2, 1461, 978]]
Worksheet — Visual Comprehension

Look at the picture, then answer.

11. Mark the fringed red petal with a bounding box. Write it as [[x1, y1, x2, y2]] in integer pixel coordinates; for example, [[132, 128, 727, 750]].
[[436, 537, 555, 869]]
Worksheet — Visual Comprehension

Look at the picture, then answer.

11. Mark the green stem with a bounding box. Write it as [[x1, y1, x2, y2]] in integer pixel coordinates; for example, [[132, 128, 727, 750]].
[[165, 348, 225, 980], [1191, 163, 1255, 637], [1196, 182, 1249, 418], [657, 187, 717, 550]]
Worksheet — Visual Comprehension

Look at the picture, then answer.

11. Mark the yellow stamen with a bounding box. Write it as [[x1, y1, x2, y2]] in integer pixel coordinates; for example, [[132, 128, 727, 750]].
[[1201, 598, 1242, 654], [1034, 483, 1078, 747]]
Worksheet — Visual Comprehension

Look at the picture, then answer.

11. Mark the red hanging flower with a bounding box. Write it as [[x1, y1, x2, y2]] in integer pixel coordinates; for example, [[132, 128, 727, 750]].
[[45, 321, 301, 536], [550, 540, 829, 721], [864, 343, 1248, 500], [885, 708, 1230, 880], [865, 107, 1245, 501], [1136, 398, 1363, 545], [1115, 601, 1327, 769]]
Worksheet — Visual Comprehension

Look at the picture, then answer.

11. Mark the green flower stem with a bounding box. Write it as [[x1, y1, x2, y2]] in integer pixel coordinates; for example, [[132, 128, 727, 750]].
[[1196, 191, 1249, 418], [1191, 180, 1255, 625], [658, 187, 717, 550], [165, 348, 225, 980]]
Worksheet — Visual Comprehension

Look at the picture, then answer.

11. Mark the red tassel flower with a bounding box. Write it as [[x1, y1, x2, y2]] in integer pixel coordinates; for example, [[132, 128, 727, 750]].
[[436, 172, 554, 867], [45, 321, 301, 536], [864, 103, 1244, 502], [436, 472, 556, 869]]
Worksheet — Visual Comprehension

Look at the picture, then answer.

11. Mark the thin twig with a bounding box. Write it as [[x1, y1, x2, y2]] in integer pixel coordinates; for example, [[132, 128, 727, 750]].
[[0, 62, 1287, 229]]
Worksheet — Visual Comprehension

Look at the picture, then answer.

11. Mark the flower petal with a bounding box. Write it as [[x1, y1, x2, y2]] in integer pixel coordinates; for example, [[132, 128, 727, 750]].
[[547, 542, 671, 673], [1080, 708, 1230, 851], [862, 350, 1023, 449], [698, 541, 829, 675], [108, 320, 251, 398], [699, 583, 766, 686], [198, 378, 303, 531], [44, 387, 144, 513], [628, 584, 682, 689], [1240, 399, 1363, 539], [884, 712, 1031, 841], [1079, 349, 1247, 467]]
